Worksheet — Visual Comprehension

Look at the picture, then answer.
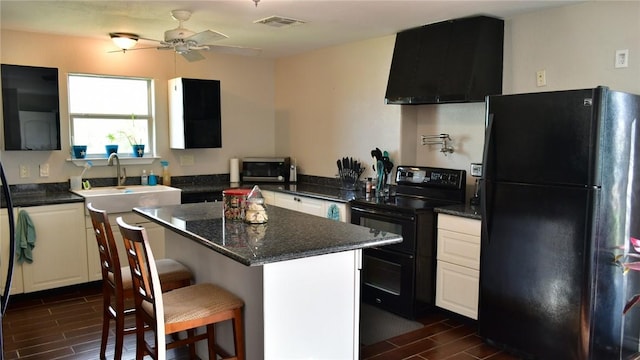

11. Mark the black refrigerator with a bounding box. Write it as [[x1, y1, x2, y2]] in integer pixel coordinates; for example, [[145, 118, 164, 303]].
[[480, 86, 640, 359]]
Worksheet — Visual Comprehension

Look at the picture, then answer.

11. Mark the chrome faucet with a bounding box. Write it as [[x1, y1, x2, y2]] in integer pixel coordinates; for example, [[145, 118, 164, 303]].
[[107, 153, 127, 187]]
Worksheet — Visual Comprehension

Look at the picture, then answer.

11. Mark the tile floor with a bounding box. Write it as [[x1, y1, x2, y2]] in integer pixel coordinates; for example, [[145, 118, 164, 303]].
[[2, 282, 520, 359]]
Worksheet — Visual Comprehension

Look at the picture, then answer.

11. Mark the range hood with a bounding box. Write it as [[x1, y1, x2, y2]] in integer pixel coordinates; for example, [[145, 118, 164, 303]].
[[385, 15, 504, 105]]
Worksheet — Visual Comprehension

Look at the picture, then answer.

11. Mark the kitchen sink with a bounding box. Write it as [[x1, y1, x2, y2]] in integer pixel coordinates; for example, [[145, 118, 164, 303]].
[[72, 185, 181, 214]]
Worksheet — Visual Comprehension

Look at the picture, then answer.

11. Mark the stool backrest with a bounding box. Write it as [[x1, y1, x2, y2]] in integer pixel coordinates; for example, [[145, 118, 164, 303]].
[[87, 203, 123, 293], [117, 216, 167, 359]]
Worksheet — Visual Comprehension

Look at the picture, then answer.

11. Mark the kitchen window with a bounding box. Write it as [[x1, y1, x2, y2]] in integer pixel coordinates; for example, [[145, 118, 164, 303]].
[[68, 74, 154, 157]]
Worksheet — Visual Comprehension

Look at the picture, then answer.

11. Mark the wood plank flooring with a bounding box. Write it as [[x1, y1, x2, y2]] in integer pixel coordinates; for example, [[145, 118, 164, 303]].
[[2, 282, 520, 359]]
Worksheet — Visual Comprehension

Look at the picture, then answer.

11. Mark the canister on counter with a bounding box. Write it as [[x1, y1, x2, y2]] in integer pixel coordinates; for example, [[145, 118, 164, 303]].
[[245, 185, 268, 224], [223, 188, 251, 221]]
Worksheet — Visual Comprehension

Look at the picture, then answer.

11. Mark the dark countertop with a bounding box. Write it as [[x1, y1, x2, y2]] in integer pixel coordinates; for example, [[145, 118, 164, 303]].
[[134, 202, 402, 266], [174, 182, 358, 204], [2, 183, 84, 208], [2, 178, 354, 209], [260, 183, 358, 203], [434, 204, 482, 220]]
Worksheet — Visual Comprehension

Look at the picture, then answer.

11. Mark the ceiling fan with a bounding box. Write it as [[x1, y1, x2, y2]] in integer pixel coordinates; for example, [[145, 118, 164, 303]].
[[110, 9, 261, 62]]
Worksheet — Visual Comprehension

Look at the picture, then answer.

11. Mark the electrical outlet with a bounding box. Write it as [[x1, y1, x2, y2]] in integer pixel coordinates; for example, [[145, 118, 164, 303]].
[[615, 49, 629, 68], [180, 155, 195, 166], [536, 70, 547, 87], [19, 165, 29, 178], [39, 163, 50, 177]]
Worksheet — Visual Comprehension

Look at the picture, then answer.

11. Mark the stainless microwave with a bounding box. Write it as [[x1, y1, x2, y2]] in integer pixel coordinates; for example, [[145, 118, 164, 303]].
[[242, 157, 291, 183]]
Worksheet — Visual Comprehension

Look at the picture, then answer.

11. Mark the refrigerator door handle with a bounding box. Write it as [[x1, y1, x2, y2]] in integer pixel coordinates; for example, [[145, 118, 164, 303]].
[[482, 113, 494, 179], [481, 114, 494, 242], [0, 162, 15, 316]]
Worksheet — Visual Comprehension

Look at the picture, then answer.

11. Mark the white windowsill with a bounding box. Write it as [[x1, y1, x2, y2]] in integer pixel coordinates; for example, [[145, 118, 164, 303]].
[[67, 156, 161, 167]]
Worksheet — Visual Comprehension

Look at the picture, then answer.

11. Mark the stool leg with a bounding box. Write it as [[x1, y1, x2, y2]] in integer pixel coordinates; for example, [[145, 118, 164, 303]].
[[187, 329, 197, 359], [206, 324, 216, 360], [233, 308, 245, 360], [99, 303, 109, 360], [114, 310, 125, 360]]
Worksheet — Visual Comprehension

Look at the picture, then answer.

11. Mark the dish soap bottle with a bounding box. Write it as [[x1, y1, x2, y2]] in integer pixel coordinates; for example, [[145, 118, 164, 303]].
[[148, 170, 157, 186], [141, 169, 148, 185], [160, 160, 171, 186]]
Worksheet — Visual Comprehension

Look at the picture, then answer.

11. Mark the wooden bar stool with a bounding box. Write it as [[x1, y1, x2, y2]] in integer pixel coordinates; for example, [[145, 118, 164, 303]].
[[117, 216, 245, 360], [87, 203, 193, 360]]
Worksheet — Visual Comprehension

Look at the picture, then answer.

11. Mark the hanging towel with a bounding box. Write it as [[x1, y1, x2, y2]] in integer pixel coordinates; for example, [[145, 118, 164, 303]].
[[16, 209, 36, 264], [327, 204, 341, 221]]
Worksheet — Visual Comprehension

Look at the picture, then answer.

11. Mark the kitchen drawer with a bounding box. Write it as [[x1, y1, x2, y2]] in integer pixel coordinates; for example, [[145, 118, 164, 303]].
[[437, 229, 480, 270], [436, 260, 479, 319], [438, 213, 481, 235]]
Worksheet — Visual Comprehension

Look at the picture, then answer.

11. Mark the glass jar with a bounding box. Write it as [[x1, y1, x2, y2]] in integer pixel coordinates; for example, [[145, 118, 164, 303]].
[[244, 185, 268, 224], [222, 188, 251, 221]]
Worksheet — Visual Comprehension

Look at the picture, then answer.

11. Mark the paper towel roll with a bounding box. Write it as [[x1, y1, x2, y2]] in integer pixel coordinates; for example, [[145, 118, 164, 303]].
[[230, 158, 240, 183]]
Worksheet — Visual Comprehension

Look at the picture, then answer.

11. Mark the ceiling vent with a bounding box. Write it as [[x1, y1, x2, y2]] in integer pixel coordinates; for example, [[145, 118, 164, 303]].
[[254, 16, 305, 28]]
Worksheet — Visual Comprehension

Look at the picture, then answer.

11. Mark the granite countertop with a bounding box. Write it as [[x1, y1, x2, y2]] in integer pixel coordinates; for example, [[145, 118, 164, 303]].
[[174, 182, 358, 204], [134, 202, 402, 266], [2, 183, 84, 208], [2, 178, 354, 209], [435, 203, 482, 220], [259, 183, 358, 203]]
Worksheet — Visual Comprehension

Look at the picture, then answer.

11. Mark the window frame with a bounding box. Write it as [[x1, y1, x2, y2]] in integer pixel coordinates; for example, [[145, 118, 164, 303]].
[[68, 73, 155, 159]]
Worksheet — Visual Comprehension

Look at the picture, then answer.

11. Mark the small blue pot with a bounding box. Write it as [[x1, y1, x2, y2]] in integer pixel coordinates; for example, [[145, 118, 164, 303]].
[[132, 144, 145, 157], [105, 144, 118, 157], [72, 145, 87, 159]]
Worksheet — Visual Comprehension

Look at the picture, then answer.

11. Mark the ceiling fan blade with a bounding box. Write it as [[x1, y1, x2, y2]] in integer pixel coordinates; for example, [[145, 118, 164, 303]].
[[107, 46, 167, 53], [186, 30, 227, 45], [138, 36, 164, 43], [207, 44, 262, 57], [181, 50, 206, 62]]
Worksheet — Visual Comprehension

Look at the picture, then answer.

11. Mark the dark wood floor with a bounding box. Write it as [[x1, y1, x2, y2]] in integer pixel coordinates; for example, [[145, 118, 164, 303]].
[[3, 282, 519, 359]]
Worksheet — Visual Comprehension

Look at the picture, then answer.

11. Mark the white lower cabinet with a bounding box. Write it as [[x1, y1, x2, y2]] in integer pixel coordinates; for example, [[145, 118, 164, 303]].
[[86, 212, 166, 281], [17, 203, 88, 293], [274, 192, 324, 217], [1, 208, 23, 295], [270, 191, 349, 223], [436, 213, 481, 319], [261, 189, 275, 206]]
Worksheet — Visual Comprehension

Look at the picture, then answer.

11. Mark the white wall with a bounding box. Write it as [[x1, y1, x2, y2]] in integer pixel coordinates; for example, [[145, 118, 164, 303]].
[[273, 1, 638, 198], [275, 36, 401, 180], [0, 30, 276, 184], [2, 1, 638, 189], [414, 1, 640, 196]]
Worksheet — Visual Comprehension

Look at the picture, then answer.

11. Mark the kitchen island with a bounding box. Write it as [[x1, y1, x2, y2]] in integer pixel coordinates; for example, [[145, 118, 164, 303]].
[[134, 202, 402, 359]]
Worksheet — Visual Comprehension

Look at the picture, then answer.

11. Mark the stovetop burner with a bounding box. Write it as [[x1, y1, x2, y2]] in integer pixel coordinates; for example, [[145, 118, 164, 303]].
[[352, 194, 460, 213], [351, 165, 467, 212]]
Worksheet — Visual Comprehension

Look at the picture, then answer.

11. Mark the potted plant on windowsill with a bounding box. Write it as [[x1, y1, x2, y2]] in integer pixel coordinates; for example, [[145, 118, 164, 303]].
[[105, 133, 118, 157], [71, 144, 87, 159], [121, 131, 145, 157]]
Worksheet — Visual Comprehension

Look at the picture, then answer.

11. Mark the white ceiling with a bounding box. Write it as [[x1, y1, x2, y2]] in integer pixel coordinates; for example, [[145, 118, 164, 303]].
[[0, 0, 582, 58]]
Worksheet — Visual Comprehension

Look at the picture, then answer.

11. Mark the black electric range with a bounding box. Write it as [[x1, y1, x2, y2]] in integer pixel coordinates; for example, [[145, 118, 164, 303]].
[[350, 166, 466, 319]]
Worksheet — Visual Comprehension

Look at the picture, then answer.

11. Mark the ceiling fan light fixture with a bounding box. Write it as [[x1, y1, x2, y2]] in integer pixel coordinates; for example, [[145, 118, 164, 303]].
[[109, 32, 139, 50]]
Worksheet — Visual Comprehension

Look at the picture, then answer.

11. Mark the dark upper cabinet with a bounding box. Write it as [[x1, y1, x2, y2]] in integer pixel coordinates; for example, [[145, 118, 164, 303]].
[[169, 77, 222, 149], [385, 16, 504, 105], [1, 64, 61, 150]]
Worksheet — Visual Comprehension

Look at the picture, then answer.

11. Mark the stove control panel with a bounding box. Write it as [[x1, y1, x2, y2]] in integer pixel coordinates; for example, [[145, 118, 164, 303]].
[[396, 166, 466, 189]]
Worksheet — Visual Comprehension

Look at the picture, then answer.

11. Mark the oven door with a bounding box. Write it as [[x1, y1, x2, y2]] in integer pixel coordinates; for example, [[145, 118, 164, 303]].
[[361, 247, 416, 318], [350, 205, 415, 254]]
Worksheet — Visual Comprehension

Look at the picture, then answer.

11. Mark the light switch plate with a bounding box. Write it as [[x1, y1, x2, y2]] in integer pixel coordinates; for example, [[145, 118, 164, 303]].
[[39, 163, 50, 177], [180, 155, 194, 166], [470, 163, 483, 177], [615, 49, 629, 68]]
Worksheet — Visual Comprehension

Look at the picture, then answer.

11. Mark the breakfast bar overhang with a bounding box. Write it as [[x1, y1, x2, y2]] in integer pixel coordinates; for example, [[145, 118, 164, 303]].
[[134, 202, 402, 359]]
